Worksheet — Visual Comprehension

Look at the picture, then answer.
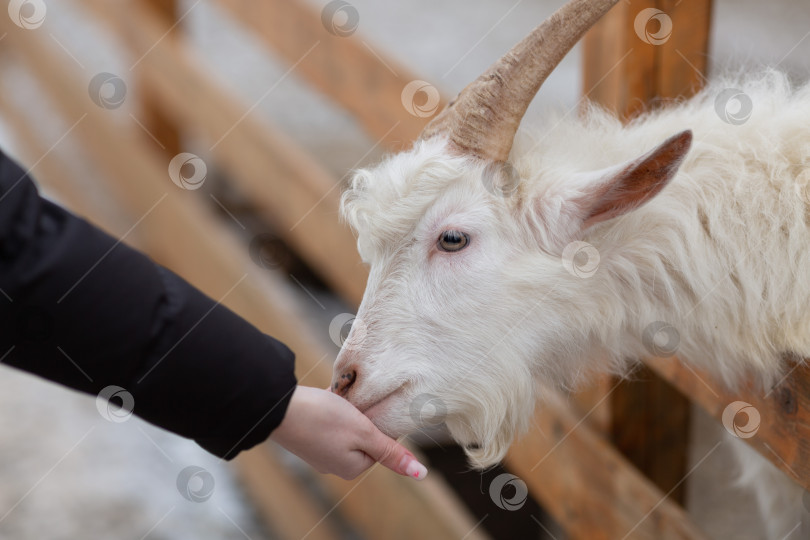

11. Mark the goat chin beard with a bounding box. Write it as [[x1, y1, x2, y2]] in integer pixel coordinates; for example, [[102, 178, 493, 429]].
[[445, 415, 515, 470], [369, 408, 515, 469]]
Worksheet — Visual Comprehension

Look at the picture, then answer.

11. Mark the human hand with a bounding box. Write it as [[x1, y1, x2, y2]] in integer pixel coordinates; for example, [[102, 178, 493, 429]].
[[269, 385, 428, 481]]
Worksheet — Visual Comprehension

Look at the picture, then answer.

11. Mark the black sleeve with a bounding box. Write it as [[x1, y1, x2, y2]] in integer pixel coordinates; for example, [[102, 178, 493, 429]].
[[0, 149, 297, 459]]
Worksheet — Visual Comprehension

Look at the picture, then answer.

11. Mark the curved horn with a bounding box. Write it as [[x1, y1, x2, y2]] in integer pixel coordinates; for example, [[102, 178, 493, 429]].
[[420, 0, 620, 162]]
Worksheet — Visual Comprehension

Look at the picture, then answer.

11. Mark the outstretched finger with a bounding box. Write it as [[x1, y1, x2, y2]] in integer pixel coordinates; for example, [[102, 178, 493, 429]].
[[360, 429, 428, 480]]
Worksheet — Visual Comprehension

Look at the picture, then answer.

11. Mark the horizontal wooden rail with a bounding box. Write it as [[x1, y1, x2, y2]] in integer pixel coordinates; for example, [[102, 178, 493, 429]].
[[214, 0, 443, 149], [0, 18, 487, 540], [646, 356, 810, 491], [80, 0, 448, 308], [506, 394, 705, 540], [80, 0, 368, 306]]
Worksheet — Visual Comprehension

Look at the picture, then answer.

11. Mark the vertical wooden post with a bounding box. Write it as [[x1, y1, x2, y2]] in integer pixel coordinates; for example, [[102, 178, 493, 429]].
[[137, 0, 182, 155], [579, 0, 713, 503], [583, 0, 712, 119]]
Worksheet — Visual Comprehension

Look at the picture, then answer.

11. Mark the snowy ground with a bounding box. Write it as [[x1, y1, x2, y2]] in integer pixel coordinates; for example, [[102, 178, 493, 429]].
[[1, 0, 809, 538], [0, 367, 275, 540]]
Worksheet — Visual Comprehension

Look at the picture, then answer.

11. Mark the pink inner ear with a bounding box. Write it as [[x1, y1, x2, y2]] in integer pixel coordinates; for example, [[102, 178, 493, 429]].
[[581, 130, 693, 229]]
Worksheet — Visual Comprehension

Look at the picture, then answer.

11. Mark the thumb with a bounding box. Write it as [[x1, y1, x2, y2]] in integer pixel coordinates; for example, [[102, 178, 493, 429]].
[[362, 429, 428, 481]]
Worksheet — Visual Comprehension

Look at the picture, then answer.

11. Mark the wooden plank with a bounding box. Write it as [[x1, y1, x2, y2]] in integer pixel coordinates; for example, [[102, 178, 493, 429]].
[[506, 394, 706, 540], [610, 368, 691, 503], [214, 0, 443, 149], [0, 18, 488, 540], [581, 0, 713, 501], [80, 0, 368, 306], [656, 0, 713, 101], [235, 447, 341, 540], [582, 0, 656, 119], [569, 372, 613, 435], [319, 450, 491, 540], [583, 0, 712, 119], [646, 356, 810, 492], [136, 0, 182, 156]]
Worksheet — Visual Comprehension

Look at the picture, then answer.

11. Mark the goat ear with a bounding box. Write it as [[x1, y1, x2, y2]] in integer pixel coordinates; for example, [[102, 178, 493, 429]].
[[530, 130, 692, 250], [578, 129, 692, 228]]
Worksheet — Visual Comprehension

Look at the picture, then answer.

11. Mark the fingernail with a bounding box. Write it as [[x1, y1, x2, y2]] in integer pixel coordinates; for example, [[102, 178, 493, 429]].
[[404, 460, 428, 480]]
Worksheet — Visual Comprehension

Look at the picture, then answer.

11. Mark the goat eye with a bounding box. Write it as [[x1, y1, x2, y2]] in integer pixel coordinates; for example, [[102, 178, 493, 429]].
[[437, 230, 469, 252]]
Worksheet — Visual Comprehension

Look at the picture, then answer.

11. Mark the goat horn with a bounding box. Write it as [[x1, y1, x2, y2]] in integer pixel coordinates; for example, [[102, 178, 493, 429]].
[[420, 0, 620, 162]]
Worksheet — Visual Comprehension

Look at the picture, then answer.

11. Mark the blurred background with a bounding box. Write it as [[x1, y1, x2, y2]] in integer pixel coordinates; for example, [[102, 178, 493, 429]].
[[0, 0, 809, 539]]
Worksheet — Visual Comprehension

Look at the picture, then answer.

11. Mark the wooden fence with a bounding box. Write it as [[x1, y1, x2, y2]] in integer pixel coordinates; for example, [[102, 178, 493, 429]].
[[0, 0, 807, 538]]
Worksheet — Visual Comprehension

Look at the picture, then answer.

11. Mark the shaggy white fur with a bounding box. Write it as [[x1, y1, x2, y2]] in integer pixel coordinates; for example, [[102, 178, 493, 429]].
[[338, 70, 808, 534]]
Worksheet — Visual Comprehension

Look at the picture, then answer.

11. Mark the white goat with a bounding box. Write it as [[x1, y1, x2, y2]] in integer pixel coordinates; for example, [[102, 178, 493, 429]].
[[330, 0, 808, 535]]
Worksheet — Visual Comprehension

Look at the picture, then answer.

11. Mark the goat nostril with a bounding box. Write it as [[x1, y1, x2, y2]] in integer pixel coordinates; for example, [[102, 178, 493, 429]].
[[334, 369, 357, 396]]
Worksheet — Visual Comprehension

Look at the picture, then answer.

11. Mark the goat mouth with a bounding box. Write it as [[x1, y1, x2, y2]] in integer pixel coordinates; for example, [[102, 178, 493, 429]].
[[358, 386, 405, 415]]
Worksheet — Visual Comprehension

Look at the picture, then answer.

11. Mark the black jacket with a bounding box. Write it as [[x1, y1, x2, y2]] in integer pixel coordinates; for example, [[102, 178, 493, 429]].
[[0, 150, 297, 459]]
